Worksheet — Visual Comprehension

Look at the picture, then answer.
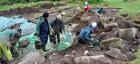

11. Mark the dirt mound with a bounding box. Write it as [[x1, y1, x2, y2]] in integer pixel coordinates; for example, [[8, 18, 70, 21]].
[[0, 7, 40, 16], [0, 3, 55, 16], [40, 3, 54, 9]]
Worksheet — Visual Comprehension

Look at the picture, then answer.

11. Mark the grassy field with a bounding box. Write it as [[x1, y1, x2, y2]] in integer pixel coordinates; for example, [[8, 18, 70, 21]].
[[102, 0, 140, 16]]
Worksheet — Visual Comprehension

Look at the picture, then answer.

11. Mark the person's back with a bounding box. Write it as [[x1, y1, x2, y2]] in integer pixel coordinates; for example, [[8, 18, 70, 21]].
[[51, 17, 64, 34], [50, 15, 65, 44], [79, 26, 93, 43], [78, 22, 98, 47], [84, 5, 91, 12], [39, 20, 50, 35]]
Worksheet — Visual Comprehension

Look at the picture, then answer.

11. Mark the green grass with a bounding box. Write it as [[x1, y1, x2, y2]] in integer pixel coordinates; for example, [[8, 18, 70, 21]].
[[0, 1, 47, 11], [102, 0, 140, 16]]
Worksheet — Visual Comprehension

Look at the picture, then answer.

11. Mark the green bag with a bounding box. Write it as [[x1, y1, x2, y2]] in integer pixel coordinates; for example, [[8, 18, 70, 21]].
[[56, 32, 72, 52], [56, 41, 71, 52], [45, 37, 56, 53]]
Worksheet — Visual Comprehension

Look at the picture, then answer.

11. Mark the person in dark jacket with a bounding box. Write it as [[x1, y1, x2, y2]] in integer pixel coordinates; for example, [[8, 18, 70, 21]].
[[78, 22, 98, 47], [50, 15, 65, 44], [39, 12, 50, 51]]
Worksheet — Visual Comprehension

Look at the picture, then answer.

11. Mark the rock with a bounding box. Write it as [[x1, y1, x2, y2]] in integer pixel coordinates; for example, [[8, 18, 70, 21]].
[[99, 31, 118, 40], [104, 22, 118, 31], [60, 54, 74, 64], [52, 53, 56, 56], [117, 20, 132, 28], [20, 40, 29, 47], [136, 39, 140, 44], [84, 50, 89, 55], [128, 44, 139, 52], [47, 52, 63, 61], [119, 28, 138, 41], [100, 38, 127, 52], [72, 36, 79, 46], [136, 11, 140, 16], [136, 32, 140, 38], [18, 51, 45, 64], [105, 48, 128, 61], [126, 52, 136, 61], [72, 51, 76, 54], [122, 20, 140, 29], [133, 17, 140, 24], [102, 16, 112, 22], [92, 46, 101, 51], [120, 13, 128, 17], [80, 13, 91, 22], [51, 62, 54, 64], [75, 7, 82, 12], [74, 55, 112, 64]]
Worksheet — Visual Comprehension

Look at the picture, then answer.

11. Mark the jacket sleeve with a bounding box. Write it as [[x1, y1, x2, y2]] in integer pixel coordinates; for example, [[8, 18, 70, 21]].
[[61, 20, 65, 31], [84, 30, 91, 42], [50, 20, 54, 29], [59, 19, 65, 34]]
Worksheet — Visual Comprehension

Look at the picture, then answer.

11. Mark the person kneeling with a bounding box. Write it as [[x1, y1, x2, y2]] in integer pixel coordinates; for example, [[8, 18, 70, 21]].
[[78, 22, 99, 47]]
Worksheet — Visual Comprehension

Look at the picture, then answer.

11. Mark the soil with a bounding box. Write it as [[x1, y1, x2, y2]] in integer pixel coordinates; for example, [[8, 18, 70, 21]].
[[0, 7, 40, 16], [45, 44, 129, 64], [45, 44, 107, 64], [0, 3, 63, 17], [44, 8, 132, 64]]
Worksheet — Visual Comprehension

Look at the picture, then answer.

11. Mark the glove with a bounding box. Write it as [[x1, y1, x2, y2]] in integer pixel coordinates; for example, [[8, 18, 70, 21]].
[[50, 29, 54, 34], [91, 34, 96, 37], [90, 38, 94, 42]]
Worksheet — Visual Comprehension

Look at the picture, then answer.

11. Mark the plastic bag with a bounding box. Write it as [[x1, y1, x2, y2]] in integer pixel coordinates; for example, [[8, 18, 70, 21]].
[[16, 33, 39, 60], [56, 31, 73, 52], [0, 16, 27, 32], [0, 16, 11, 31], [0, 29, 17, 48], [20, 22, 36, 36], [45, 37, 56, 53], [15, 32, 38, 52]]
